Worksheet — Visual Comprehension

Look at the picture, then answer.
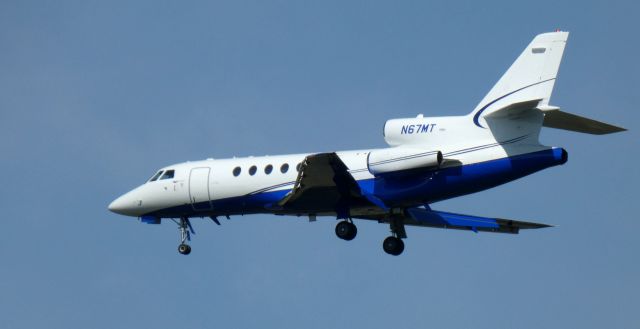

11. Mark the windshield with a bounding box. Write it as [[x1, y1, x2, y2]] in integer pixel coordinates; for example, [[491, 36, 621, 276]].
[[160, 170, 174, 180], [148, 171, 163, 182]]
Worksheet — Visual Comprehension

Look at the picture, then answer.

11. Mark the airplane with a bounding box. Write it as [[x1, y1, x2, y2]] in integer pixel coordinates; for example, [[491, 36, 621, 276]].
[[108, 31, 625, 256]]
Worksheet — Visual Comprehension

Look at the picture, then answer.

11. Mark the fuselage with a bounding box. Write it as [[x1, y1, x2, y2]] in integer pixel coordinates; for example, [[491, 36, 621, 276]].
[[108, 115, 567, 220]]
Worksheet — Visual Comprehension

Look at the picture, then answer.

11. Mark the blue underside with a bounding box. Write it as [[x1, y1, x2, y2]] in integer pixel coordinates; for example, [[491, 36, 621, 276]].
[[406, 207, 499, 230], [146, 148, 567, 218]]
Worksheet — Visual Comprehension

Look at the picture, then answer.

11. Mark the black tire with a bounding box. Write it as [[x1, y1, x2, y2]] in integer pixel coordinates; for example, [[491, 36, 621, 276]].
[[178, 244, 191, 255], [335, 221, 357, 241], [382, 236, 404, 256]]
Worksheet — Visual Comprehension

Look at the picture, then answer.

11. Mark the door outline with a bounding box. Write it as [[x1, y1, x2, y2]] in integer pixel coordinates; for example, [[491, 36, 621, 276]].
[[189, 167, 212, 211]]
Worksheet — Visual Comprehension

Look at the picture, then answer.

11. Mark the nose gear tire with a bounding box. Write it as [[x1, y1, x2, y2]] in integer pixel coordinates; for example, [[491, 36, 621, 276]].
[[178, 244, 191, 255]]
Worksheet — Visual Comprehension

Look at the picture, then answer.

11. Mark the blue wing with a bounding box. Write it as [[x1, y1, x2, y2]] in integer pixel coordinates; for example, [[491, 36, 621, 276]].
[[405, 207, 552, 234], [355, 207, 552, 234]]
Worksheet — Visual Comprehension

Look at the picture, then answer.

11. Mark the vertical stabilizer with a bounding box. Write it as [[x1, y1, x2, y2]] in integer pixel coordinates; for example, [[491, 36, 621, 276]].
[[471, 31, 569, 128]]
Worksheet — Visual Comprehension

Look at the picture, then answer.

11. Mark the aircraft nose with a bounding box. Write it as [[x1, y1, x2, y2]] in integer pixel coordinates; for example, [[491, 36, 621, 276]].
[[108, 193, 137, 216]]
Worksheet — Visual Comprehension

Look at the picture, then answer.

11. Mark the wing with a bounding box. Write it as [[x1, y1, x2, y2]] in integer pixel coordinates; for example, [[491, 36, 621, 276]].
[[276, 154, 550, 233], [355, 207, 552, 234], [276, 152, 379, 216]]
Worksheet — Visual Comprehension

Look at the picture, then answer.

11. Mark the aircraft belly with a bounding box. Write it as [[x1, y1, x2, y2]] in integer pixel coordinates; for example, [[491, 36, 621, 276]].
[[373, 148, 567, 205]]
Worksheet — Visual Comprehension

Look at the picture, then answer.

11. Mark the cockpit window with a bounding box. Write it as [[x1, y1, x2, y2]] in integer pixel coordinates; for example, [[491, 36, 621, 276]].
[[160, 170, 175, 180], [149, 171, 163, 182]]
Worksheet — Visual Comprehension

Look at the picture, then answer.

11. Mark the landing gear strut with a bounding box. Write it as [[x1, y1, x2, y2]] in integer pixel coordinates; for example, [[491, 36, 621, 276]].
[[335, 220, 357, 241], [174, 217, 194, 255], [383, 215, 406, 256]]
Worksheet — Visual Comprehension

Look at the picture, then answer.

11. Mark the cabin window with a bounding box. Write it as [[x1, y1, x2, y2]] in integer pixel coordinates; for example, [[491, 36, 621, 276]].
[[233, 167, 241, 177], [296, 162, 302, 172], [149, 171, 163, 182], [265, 164, 273, 175], [249, 165, 257, 176], [160, 170, 175, 180], [280, 163, 289, 173]]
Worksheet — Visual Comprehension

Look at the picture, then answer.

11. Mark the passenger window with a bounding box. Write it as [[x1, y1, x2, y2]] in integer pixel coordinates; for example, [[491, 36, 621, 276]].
[[280, 163, 289, 173], [296, 162, 302, 172], [249, 165, 257, 176], [233, 167, 241, 177], [265, 164, 273, 174], [160, 170, 175, 180], [149, 171, 163, 182]]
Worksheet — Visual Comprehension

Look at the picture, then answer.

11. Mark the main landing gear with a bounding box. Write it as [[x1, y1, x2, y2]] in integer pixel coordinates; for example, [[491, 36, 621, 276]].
[[335, 216, 406, 256], [335, 220, 357, 241], [382, 236, 404, 256], [173, 217, 194, 255], [383, 215, 407, 256]]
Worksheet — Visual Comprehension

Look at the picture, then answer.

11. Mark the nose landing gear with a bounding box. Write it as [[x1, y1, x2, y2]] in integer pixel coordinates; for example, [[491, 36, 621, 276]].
[[173, 217, 195, 255], [178, 243, 191, 255]]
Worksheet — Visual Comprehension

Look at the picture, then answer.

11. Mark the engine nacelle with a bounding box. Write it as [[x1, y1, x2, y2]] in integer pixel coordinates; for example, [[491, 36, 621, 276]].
[[367, 147, 443, 176]]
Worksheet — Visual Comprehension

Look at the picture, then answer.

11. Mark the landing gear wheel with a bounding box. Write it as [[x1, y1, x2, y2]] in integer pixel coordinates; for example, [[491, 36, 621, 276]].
[[383, 236, 404, 256], [335, 221, 357, 241], [173, 217, 194, 255], [178, 244, 191, 255]]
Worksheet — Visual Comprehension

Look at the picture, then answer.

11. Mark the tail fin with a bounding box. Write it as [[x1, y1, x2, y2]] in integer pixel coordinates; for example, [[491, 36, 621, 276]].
[[470, 31, 626, 134], [472, 31, 569, 128]]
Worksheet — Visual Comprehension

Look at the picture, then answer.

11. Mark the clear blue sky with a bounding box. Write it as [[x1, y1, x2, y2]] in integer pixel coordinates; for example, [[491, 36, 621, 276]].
[[1, 1, 637, 328]]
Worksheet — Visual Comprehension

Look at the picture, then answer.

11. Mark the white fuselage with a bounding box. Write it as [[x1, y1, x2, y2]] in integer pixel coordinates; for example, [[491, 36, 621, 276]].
[[108, 114, 554, 219]]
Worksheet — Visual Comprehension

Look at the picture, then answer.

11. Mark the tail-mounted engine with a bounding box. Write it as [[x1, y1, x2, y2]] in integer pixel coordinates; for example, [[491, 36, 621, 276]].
[[367, 147, 443, 176]]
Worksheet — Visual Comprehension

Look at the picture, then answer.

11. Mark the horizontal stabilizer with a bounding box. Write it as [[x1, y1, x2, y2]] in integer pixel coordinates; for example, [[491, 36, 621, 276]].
[[542, 109, 626, 135], [484, 98, 542, 119], [404, 207, 552, 234]]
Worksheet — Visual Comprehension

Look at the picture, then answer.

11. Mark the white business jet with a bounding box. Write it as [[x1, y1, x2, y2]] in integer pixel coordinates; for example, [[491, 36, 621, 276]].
[[109, 31, 625, 255]]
